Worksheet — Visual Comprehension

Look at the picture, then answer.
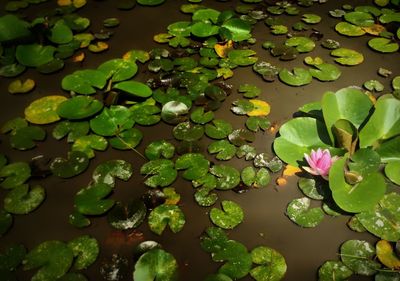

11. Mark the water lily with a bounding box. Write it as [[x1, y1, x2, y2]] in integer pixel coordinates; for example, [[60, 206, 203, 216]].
[[303, 148, 337, 180]]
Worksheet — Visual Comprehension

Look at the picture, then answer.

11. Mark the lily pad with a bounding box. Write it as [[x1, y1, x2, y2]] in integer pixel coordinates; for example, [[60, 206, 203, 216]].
[[364, 80, 384, 92], [107, 200, 146, 230], [302, 13, 321, 24], [208, 140, 237, 160], [145, 140, 175, 160], [74, 183, 114, 215], [210, 200, 244, 229], [190, 107, 214, 124], [318, 261, 353, 281], [23, 241, 73, 281], [140, 159, 177, 188], [161, 101, 189, 125], [57, 96, 103, 120], [48, 20, 73, 44], [173, 121, 204, 141], [285, 37, 315, 52], [250, 246, 287, 281], [330, 48, 364, 66], [148, 204, 185, 235], [340, 240, 380, 275], [246, 116, 270, 132], [25, 96, 67, 125], [0, 14, 31, 43], [286, 197, 324, 228], [344, 11, 374, 27], [92, 160, 133, 187], [4, 184, 45, 215], [133, 248, 178, 281], [67, 235, 99, 270], [175, 153, 209, 180], [368, 38, 399, 53], [298, 178, 326, 200], [98, 59, 138, 82], [385, 161, 400, 185], [0, 243, 26, 271], [131, 105, 161, 126], [8, 78, 35, 94], [227, 49, 258, 66], [0, 210, 12, 236], [279, 68, 312, 86], [50, 151, 89, 179], [16, 44, 56, 67], [376, 240, 400, 270], [306, 61, 341, 82], [62, 69, 108, 95], [9, 126, 46, 150], [0, 162, 31, 189], [356, 192, 400, 241], [210, 164, 240, 190], [221, 18, 252, 42], [52, 121, 89, 142], [72, 135, 108, 158], [110, 128, 143, 150], [228, 129, 255, 146], [90, 106, 134, 137]]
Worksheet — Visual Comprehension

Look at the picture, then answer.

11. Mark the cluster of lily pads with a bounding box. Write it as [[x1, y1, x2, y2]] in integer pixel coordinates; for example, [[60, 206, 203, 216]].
[[1, 0, 400, 280]]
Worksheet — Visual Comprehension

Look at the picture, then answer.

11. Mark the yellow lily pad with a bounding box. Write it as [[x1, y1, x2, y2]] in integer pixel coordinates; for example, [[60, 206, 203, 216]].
[[217, 67, 233, 80], [88, 42, 108, 53], [376, 240, 400, 270], [73, 0, 87, 8], [72, 52, 85, 63], [247, 100, 271, 116], [8, 79, 35, 94], [214, 40, 233, 58], [24, 95, 68, 125]]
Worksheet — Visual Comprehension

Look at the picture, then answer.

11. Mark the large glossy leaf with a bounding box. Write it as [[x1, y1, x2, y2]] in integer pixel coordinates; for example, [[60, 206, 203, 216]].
[[250, 246, 287, 281], [175, 153, 209, 180], [148, 204, 185, 235], [359, 96, 400, 148], [74, 183, 114, 215], [113, 81, 152, 98], [385, 160, 400, 184], [161, 101, 189, 125], [356, 192, 400, 241], [322, 88, 373, 143], [0, 15, 32, 43], [191, 22, 219, 37], [57, 96, 103, 120], [16, 44, 56, 67], [221, 18, 252, 42], [273, 117, 333, 166], [24, 96, 67, 125], [98, 58, 138, 82], [67, 235, 99, 270], [4, 184, 45, 215], [286, 197, 324, 228], [23, 241, 73, 281], [90, 106, 134, 136], [278, 68, 312, 86], [92, 160, 133, 187], [133, 249, 178, 281], [140, 159, 177, 188], [210, 200, 244, 229], [62, 70, 108, 95], [340, 240, 380, 275], [329, 156, 386, 213]]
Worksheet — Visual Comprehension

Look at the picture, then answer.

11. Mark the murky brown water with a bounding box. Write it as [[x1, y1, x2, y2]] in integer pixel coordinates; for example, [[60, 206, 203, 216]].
[[1, 0, 399, 280]]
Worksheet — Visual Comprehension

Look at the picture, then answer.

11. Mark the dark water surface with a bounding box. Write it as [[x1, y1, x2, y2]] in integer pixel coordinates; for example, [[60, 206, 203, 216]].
[[0, 0, 399, 280]]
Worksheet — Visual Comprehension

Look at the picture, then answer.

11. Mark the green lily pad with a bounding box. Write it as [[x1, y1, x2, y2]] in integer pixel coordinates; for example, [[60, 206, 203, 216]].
[[210, 200, 244, 229], [318, 261, 353, 281], [103, 18, 120, 28], [368, 38, 399, 53], [279, 68, 312, 86], [4, 184, 45, 215], [250, 246, 287, 281], [210, 164, 240, 190], [23, 241, 73, 281], [74, 183, 114, 215], [329, 156, 386, 213], [92, 160, 133, 187], [231, 99, 254, 115], [0, 210, 12, 236], [190, 107, 214, 124], [131, 105, 161, 126], [236, 144, 256, 160], [57, 96, 103, 120], [385, 161, 400, 185], [0, 243, 26, 271], [140, 159, 177, 188], [72, 135, 108, 158], [208, 140, 237, 160], [52, 121, 89, 143], [9, 126, 46, 150], [246, 116, 270, 132], [302, 13, 321, 24], [0, 162, 30, 189], [50, 151, 89, 179], [133, 248, 178, 281], [98, 58, 138, 82], [24, 96, 67, 125], [62, 70, 108, 95], [340, 240, 380, 276], [145, 140, 175, 160], [0, 63, 26, 78], [356, 192, 400, 241], [285, 37, 315, 52], [221, 18, 252, 42], [0, 15, 31, 43], [364, 80, 384, 92], [228, 49, 258, 66], [148, 204, 185, 235], [331, 48, 364, 66], [175, 153, 209, 180], [16, 44, 56, 67], [273, 117, 333, 166], [48, 20, 73, 44], [90, 106, 134, 137], [238, 84, 261, 99], [107, 200, 146, 230], [344, 11, 374, 27], [306, 61, 342, 82], [228, 129, 255, 146], [252, 61, 280, 81], [286, 197, 324, 228], [298, 178, 326, 200], [57, 273, 88, 281], [161, 101, 189, 125], [69, 210, 90, 229], [67, 235, 99, 270], [359, 96, 400, 148], [110, 128, 143, 150], [191, 22, 219, 37], [270, 25, 288, 35], [173, 121, 204, 141]]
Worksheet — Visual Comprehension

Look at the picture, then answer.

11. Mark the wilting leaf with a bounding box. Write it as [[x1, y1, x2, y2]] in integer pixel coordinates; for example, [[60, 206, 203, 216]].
[[88, 42, 109, 53], [250, 246, 287, 281], [376, 240, 400, 270], [8, 79, 35, 94], [148, 204, 185, 235], [68, 235, 99, 270], [74, 183, 114, 215], [25, 95, 67, 125], [286, 197, 324, 228], [340, 240, 380, 275]]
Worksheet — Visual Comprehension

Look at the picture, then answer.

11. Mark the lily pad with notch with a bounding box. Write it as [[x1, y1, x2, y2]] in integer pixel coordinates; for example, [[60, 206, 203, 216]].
[[72, 135, 108, 159], [57, 96, 103, 120], [145, 140, 175, 160], [228, 129, 255, 146], [340, 240, 380, 276], [368, 38, 399, 53], [190, 107, 214, 124], [250, 246, 287, 281], [210, 200, 244, 230], [161, 101, 189, 125], [331, 48, 364, 66], [286, 197, 324, 228], [318, 261, 353, 281], [8, 78, 35, 94], [270, 44, 298, 61], [62, 69, 108, 95], [210, 164, 240, 190], [241, 167, 270, 188], [52, 121, 89, 142], [298, 177, 327, 200], [16, 44, 56, 68], [110, 127, 143, 150], [285, 36, 315, 53], [227, 49, 258, 66], [0, 162, 31, 190], [131, 105, 161, 126], [90, 106, 134, 137], [97, 58, 138, 82], [74, 183, 115, 216], [208, 140, 237, 161], [279, 68, 312, 86], [148, 204, 185, 235], [173, 121, 204, 141], [140, 159, 177, 188], [9, 126, 46, 151], [50, 151, 89, 179], [175, 153, 209, 181], [252, 61, 280, 81], [25, 95, 67, 125], [246, 116, 270, 132], [4, 184, 45, 215], [67, 235, 99, 270], [92, 159, 133, 187], [344, 11, 375, 27]]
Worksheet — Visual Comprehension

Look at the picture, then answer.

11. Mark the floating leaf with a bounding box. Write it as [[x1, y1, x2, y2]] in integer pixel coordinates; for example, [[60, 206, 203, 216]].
[[356, 192, 400, 241], [103, 18, 120, 28], [23, 241, 73, 281], [25, 95, 67, 125], [173, 121, 204, 141], [0, 162, 30, 189], [331, 48, 364, 66], [114, 81, 152, 98], [236, 144, 256, 160], [131, 105, 161, 126], [0, 243, 26, 271], [190, 107, 214, 124], [48, 20, 73, 44], [247, 100, 270, 116], [90, 106, 134, 137], [286, 197, 324, 228], [298, 178, 326, 200], [241, 167, 270, 188], [210, 164, 240, 190], [68, 235, 99, 270], [250, 246, 287, 281], [246, 116, 270, 132], [8, 79, 35, 94], [0, 14, 31, 43], [210, 200, 243, 230], [285, 37, 315, 52], [50, 151, 89, 179], [98, 59, 138, 82], [9, 126, 46, 150], [148, 204, 185, 235], [305, 60, 341, 82], [368, 38, 399, 53], [344, 11, 374, 27], [385, 161, 400, 185], [92, 160, 133, 187], [302, 13, 321, 24], [175, 153, 209, 180], [227, 49, 258, 66], [140, 159, 177, 188], [228, 129, 255, 146], [108, 201, 146, 230], [133, 248, 178, 281], [145, 140, 175, 160], [161, 101, 189, 125], [16, 44, 56, 67], [69, 211, 90, 228], [208, 140, 236, 160], [137, 0, 166, 6], [238, 84, 261, 99], [0, 63, 26, 78], [376, 240, 400, 270], [364, 80, 384, 92], [62, 70, 108, 95], [270, 25, 288, 35], [57, 96, 103, 120], [4, 184, 45, 215], [279, 68, 312, 86], [191, 22, 219, 37], [318, 261, 353, 281], [72, 135, 108, 158], [88, 41, 109, 53], [52, 121, 89, 142], [340, 240, 380, 275], [74, 183, 114, 215]]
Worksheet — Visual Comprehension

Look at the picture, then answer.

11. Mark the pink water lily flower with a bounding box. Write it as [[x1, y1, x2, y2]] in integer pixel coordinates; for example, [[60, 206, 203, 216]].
[[303, 148, 338, 180]]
